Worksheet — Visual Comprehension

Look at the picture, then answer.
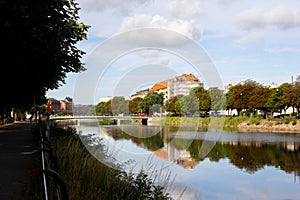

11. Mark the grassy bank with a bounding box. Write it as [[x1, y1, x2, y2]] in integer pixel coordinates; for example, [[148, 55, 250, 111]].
[[158, 116, 246, 127], [155, 116, 300, 132], [48, 124, 173, 200]]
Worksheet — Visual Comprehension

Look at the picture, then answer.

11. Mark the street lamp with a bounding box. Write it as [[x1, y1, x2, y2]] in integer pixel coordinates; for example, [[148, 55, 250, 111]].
[[240, 93, 243, 116]]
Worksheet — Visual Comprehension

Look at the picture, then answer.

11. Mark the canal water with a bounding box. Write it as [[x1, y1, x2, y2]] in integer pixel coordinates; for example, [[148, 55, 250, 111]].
[[69, 119, 300, 200]]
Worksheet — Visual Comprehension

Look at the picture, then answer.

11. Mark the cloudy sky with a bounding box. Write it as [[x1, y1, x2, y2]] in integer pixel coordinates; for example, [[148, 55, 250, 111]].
[[46, 0, 300, 104]]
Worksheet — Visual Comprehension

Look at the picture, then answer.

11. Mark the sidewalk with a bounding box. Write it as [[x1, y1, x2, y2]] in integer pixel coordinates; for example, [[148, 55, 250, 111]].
[[0, 121, 35, 200]]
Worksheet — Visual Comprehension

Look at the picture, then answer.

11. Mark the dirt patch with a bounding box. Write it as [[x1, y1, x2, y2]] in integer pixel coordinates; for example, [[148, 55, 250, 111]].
[[237, 119, 300, 133]]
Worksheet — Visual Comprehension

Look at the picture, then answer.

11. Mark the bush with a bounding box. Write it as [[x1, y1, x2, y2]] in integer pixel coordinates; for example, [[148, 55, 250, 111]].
[[247, 117, 261, 125], [284, 118, 291, 124], [225, 116, 246, 126]]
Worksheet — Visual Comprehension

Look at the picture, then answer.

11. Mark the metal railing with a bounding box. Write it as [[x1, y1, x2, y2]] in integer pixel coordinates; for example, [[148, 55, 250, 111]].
[[37, 120, 69, 200]]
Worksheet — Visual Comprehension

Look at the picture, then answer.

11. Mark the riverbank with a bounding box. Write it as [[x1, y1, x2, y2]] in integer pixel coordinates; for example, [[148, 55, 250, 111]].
[[237, 119, 300, 133], [47, 123, 174, 200], [151, 116, 300, 133]]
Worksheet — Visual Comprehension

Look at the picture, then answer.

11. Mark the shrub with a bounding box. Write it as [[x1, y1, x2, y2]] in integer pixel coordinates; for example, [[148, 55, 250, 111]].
[[247, 117, 261, 125], [225, 116, 247, 126], [284, 118, 290, 124]]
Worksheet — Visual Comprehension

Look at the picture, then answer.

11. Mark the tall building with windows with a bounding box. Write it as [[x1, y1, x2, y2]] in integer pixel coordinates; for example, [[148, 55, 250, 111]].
[[130, 73, 203, 102], [167, 73, 203, 99]]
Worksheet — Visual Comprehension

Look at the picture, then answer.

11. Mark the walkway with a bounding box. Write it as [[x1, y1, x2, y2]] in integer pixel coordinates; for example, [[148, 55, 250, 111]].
[[0, 121, 35, 200]]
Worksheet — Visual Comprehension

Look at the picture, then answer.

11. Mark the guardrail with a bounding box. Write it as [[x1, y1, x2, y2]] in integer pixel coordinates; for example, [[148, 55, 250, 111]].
[[36, 120, 69, 200]]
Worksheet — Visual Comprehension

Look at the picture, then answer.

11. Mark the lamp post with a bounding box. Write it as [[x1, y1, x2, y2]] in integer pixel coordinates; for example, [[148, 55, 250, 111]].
[[240, 92, 243, 116]]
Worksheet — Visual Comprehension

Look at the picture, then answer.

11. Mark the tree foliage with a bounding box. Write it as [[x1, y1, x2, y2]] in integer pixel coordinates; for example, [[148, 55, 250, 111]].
[[191, 86, 211, 112], [227, 80, 262, 116], [1, 0, 89, 121], [111, 96, 129, 115], [138, 92, 164, 115], [208, 87, 226, 112], [129, 97, 143, 114], [180, 91, 199, 114]]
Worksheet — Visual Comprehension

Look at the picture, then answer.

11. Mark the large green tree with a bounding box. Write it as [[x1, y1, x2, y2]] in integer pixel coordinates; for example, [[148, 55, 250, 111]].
[[138, 92, 164, 115], [248, 85, 271, 117], [266, 87, 282, 115], [227, 80, 259, 116], [208, 87, 226, 113], [294, 82, 300, 115], [281, 83, 298, 115], [179, 93, 199, 115], [129, 97, 143, 114], [191, 86, 211, 112], [1, 0, 89, 121], [111, 96, 129, 115]]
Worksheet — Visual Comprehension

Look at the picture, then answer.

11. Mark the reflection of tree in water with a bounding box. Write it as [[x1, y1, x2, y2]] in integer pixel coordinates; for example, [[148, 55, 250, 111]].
[[103, 126, 300, 176], [226, 144, 269, 173], [188, 140, 300, 175], [103, 126, 164, 151]]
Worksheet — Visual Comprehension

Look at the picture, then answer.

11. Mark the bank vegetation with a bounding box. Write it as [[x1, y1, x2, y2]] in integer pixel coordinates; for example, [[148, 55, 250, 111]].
[[28, 122, 174, 200]]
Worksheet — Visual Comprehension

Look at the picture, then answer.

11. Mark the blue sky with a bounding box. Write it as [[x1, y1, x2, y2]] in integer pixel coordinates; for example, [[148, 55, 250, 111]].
[[46, 0, 300, 105]]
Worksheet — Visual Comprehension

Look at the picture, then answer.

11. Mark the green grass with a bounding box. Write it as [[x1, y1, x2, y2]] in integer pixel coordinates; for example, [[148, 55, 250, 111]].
[[224, 116, 247, 126], [247, 117, 261, 125], [49, 124, 174, 200], [163, 116, 249, 128]]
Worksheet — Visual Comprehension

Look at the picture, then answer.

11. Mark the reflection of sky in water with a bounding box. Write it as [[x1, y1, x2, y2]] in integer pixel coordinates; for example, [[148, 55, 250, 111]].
[[76, 125, 176, 172], [75, 124, 300, 200], [167, 159, 300, 200]]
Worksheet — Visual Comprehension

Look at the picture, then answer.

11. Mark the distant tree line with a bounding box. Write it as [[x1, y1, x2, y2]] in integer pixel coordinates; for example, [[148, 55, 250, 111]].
[[227, 79, 300, 117], [0, 0, 89, 124], [92, 79, 300, 118]]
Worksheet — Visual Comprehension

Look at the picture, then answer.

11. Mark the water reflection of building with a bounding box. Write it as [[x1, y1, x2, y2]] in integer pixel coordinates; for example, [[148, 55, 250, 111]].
[[285, 141, 300, 151], [154, 141, 199, 169]]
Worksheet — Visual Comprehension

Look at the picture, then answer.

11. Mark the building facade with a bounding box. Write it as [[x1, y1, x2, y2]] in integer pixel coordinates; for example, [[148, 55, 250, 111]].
[[168, 74, 203, 99], [149, 73, 203, 101], [49, 97, 73, 114]]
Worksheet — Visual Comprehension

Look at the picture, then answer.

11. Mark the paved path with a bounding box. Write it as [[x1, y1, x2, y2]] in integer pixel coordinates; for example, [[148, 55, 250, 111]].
[[0, 121, 35, 200]]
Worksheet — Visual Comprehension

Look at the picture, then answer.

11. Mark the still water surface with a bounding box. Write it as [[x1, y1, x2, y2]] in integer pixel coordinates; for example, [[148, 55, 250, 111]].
[[72, 120, 300, 200]]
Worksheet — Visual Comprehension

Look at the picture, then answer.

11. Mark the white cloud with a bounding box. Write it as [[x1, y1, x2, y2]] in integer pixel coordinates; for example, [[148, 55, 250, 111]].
[[236, 8, 267, 30], [218, 0, 238, 5], [235, 31, 265, 45], [166, 0, 203, 19], [118, 14, 202, 41], [264, 47, 299, 54], [138, 49, 160, 57], [268, 6, 300, 30], [236, 6, 300, 31], [158, 56, 170, 65], [78, 0, 150, 14]]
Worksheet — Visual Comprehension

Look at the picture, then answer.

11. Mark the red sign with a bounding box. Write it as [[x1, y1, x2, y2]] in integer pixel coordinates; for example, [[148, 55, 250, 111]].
[[47, 101, 51, 113], [139, 113, 146, 117]]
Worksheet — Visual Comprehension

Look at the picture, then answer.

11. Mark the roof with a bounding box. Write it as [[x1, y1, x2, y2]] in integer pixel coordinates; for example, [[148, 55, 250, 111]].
[[174, 73, 199, 82], [132, 73, 201, 94], [150, 81, 168, 91]]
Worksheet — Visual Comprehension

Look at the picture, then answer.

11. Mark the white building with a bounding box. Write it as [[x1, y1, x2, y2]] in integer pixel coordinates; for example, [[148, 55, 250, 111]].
[[168, 75, 203, 99]]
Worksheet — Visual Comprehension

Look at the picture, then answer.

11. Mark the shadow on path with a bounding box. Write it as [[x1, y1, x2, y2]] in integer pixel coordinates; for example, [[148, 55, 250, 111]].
[[0, 121, 35, 200]]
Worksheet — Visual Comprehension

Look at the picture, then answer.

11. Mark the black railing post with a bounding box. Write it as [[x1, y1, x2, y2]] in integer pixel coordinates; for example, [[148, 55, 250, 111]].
[[40, 119, 68, 200]]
